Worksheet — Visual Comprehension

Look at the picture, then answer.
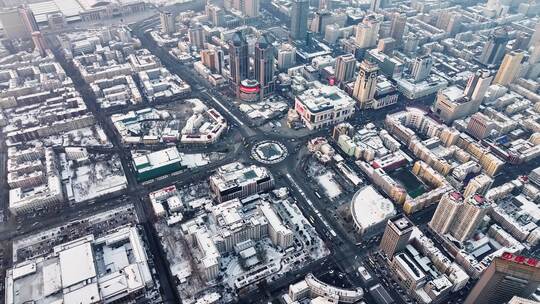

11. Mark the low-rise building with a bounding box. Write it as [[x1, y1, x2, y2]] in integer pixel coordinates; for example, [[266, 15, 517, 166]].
[[350, 185, 397, 238], [209, 162, 274, 203], [132, 148, 186, 182], [294, 82, 355, 130], [5, 226, 154, 304]]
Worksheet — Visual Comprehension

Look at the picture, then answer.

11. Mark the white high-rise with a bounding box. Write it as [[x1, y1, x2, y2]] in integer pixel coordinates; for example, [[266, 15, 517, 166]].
[[410, 55, 432, 82], [277, 43, 296, 71], [464, 69, 493, 104], [355, 14, 380, 48], [160, 11, 175, 34]]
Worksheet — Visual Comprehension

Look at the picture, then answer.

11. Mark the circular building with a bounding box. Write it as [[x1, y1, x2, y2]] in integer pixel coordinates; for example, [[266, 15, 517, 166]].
[[350, 185, 396, 239], [239, 79, 260, 102]]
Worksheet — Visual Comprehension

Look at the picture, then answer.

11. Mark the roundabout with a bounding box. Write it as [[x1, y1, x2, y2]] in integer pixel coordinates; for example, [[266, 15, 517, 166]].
[[251, 140, 288, 164]]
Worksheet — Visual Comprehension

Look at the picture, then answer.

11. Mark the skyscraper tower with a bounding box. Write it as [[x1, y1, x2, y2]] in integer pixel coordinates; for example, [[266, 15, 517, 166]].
[[494, 50, 525, 85], [464, 69, 492, 106], [429, 192, 491, 242], [429, 191, 463, 236], [0, 8, 28, 39], [355, 14, 380, 48], [370, 0, 390, 11], [160, 11, 175, 34], [513, 31, 531, 51], [229, 31, 249, 95], [528, 21, 540, 48], [410, 55, 433, 82], [188, 23, 205, 49], [334, 54, 357, 84], [353, 60, 379, 109], [464, 252, 540, 304], [379, 215, 413, 259], [19, 6, 38, 34], [277, 43, 296, 71], [452, 194, 491, 242], [389, 13, 406, 42], [479, 28, 509, 66], [370, 0, 381, 11], [254, 33, 275, 100], [31, 31, 47, 57], [290, 0, 309, 41], [403, 33, 419, 54], [244, 0, 260, 17], [215, 48, 224, 75], [206, 4, 224, 26]]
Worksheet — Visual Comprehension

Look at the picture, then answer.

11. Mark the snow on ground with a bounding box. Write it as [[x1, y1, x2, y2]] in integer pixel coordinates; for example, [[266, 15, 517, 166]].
[[180, 153, 210, 168], [13, 205, 137, 262], [155, 221, 206, 303], [316, 171, 342, 199], [157, 222, 193, 282], [69, 157, 127, 203], [40, 126, 110, 147]]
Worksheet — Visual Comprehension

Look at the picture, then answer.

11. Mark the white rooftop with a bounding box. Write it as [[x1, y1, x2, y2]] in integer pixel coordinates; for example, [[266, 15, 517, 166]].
[[350, 185, 396, 233], [58, 241, 96, 288]]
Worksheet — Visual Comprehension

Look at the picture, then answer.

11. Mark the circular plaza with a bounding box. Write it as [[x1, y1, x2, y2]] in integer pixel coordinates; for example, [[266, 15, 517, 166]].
[[251, 140, 288, 164]]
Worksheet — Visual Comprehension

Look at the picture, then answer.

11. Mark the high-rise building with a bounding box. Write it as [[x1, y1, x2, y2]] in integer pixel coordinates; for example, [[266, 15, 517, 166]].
[[254, 33, 275, 100], [464, 252, 540, 304], [309, 10, 346, 34], [528, 21, 540, 48], [494, 50, 525, 85], [310, 11, 327, 34], [188, 23, 205, 49], [389, 13, 406, 42], [430, 192, 491, 242], [377, 37, 396, 55], [229, 31, 249, 95], [334, 54, 357, 84], [370, 0, 390, 11], [31, 31, 47, 57], [463, 174, 493, 198], [479, 29, 509, 66], [201, 48, 224, 74], [513, 31, 531, 51], [319, 0, 329, 10], [206, 4, 224, 26], [463, 69, 493, 104], [19, 6, 38, 34], [436, 10, 461, 36], [244, 0, 260, 17], [290, 0, 309, 41], [429, 191, 463, 236], [0, 8, 29, 39], [445, 12, 462, 37], [379, 215, 413, 258], [355, 14, 380, 48], [402, 33, 419, 54], [452, 194, 491, 241], [160, 11, 175, 34], [215, 48, 224, 75], [370, 0, 381, 11], [353, 60, 379, 108], [410, 55, 432, 82], [277, 43, 296, 70]]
